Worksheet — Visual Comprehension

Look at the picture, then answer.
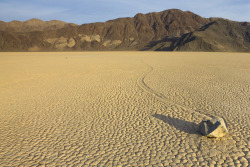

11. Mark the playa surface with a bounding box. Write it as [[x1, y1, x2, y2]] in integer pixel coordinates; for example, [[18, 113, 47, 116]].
[[0, 52, 249, 166]]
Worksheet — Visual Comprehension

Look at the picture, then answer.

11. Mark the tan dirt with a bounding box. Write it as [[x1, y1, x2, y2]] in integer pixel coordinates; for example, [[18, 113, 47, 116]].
[[0, 52, 249, 166]]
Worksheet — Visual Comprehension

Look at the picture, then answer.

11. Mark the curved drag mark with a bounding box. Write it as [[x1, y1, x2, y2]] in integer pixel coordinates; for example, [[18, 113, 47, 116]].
[[137, 64, 213, 119]]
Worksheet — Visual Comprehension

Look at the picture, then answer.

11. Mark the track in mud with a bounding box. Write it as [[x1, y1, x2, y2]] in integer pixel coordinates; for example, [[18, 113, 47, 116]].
[[137, 64, 213, 119]]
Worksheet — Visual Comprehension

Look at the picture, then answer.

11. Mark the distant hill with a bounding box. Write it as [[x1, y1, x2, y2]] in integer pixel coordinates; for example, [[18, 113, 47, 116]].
[[0, 18, 77, 32], [0, 9, 249, 52]]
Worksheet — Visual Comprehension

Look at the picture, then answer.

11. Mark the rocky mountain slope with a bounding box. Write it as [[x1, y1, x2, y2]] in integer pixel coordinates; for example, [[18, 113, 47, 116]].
[[0, 9, 249, 52], [150, 20, 250, 52], [173, 20, 250, 52]]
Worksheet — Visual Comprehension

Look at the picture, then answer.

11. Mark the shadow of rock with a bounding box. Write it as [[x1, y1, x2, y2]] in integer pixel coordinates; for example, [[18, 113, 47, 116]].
[[152, 114, 199, 134]]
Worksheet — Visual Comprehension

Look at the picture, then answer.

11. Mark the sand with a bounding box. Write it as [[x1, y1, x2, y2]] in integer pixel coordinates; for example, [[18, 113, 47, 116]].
[[0, 52, 249, 166]]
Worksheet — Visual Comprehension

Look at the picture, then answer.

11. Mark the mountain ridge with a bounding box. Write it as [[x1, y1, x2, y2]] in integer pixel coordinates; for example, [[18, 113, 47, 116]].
[[0, 18, 77, 32], [0, 9, 249, 52]]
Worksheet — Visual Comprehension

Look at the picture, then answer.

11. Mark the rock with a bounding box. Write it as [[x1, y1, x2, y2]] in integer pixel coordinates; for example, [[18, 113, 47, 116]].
[[199, 117, 228, 138]]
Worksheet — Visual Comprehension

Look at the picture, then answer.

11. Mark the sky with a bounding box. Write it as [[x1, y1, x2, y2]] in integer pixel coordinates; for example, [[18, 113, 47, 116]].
[[0, 0, 249, 25]]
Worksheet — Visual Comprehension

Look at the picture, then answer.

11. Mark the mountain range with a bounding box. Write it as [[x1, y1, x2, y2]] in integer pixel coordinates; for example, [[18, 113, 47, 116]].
[[0, 9, 249, 52]]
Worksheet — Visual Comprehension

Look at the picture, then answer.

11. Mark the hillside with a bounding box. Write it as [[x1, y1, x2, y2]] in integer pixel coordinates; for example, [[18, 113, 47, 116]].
[[150, 20, 250, 52], [172, 20, 250, 52], [0, 9, 249, 52]]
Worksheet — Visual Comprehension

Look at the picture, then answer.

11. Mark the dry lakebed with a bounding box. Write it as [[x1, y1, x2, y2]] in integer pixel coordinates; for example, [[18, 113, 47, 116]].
[[0, 52, 249, 166]]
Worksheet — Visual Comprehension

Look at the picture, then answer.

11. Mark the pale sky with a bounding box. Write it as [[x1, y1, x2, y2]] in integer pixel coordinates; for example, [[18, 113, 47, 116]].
[[0, 0, 249, 24]]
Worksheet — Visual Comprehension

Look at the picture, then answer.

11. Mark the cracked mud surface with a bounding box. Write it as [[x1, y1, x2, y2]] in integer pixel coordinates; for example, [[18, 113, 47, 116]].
[[0, 52, 249, 166]]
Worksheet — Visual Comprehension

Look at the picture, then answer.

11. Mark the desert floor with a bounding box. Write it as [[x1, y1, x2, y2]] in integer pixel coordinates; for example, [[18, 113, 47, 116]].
[[0, 52, 249, 166]]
